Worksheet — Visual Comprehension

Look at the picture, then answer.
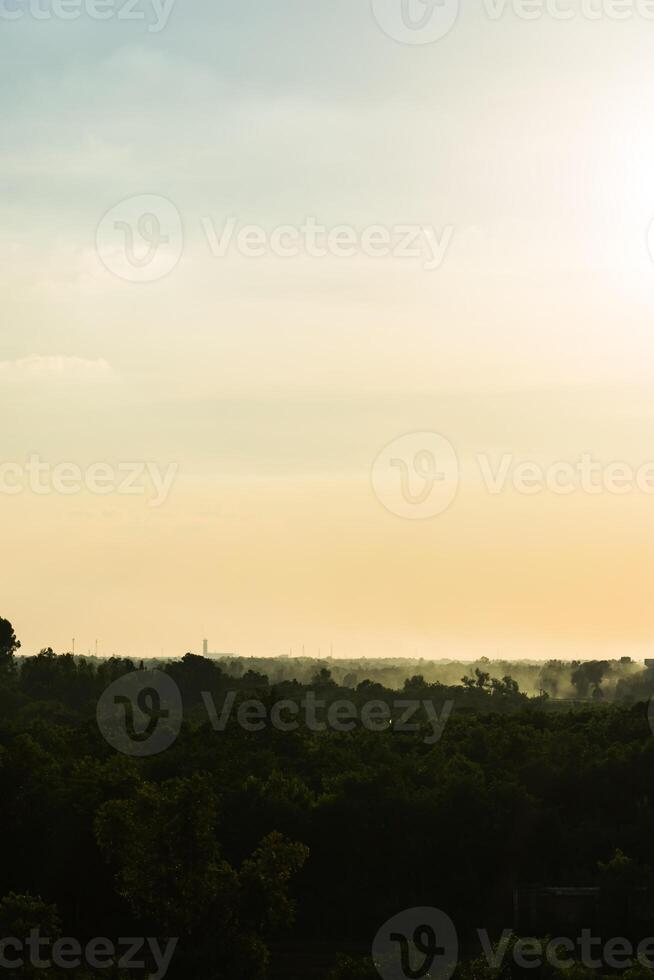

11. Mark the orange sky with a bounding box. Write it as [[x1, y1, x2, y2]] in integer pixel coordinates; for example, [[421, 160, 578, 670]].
[[2, 3, 654, 659]]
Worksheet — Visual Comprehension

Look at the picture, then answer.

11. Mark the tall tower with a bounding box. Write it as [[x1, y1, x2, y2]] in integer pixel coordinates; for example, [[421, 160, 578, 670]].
[[203, 638, 208, 657]]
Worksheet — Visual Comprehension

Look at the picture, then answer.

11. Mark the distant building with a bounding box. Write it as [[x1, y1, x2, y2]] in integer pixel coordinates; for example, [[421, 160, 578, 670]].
[[200, 639, 236, 659]]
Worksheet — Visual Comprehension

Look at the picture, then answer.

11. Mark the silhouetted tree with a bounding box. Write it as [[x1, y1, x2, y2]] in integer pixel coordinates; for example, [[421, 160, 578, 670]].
[[0, 616, 20, 672]]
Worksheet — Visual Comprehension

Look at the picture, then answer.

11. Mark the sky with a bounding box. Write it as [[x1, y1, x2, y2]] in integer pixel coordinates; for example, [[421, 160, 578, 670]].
[[2, 0, 654, 660]]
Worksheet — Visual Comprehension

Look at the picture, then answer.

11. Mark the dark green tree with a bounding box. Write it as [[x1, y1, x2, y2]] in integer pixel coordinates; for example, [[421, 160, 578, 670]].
[[0, 617, 20, 672]]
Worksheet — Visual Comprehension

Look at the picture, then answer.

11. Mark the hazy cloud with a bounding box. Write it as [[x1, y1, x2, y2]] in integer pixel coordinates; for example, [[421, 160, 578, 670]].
[[0, 355, 117, 383]]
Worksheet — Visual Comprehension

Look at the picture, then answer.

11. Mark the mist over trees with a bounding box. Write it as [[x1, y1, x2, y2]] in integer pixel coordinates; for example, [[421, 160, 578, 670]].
[[199, 651, 649, 703]]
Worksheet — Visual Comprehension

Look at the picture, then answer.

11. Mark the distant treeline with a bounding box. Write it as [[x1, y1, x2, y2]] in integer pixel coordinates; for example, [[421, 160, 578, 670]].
[[14, 649, 654, 703], [203, 653, 651, 702]]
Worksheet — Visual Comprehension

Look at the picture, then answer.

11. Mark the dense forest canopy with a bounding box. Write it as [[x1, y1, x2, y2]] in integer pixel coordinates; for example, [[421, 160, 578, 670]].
[[2, 617, 654, 979]]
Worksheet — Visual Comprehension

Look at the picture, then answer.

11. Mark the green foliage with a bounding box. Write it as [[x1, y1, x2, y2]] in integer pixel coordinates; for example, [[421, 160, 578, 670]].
[[0, 892, 60, 940], [240, 831, 309, 933], [95, 774, 307, 978], [0, 618, 20, 672], [95, 773, 234, 934], [326, 954, 378, 979], [3, 635, 654, 978]]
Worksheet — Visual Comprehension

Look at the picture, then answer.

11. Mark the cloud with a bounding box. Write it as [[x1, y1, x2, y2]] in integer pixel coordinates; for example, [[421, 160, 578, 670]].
[[0, 356, 117, 383]]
